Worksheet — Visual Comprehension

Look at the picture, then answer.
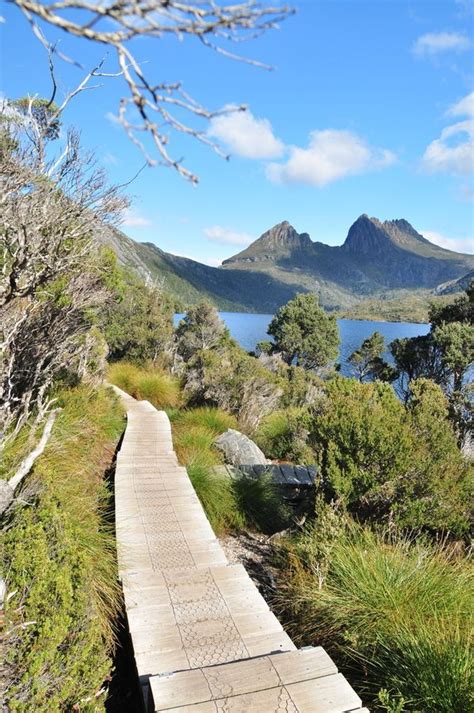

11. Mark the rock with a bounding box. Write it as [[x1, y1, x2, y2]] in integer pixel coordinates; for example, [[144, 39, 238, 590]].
[[214, 429, 269, 466], [0, 480, 14, 516]]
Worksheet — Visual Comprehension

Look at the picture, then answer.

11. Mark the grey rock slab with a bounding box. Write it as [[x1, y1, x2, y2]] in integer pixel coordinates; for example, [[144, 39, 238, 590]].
[[214, 429, 268, 466]]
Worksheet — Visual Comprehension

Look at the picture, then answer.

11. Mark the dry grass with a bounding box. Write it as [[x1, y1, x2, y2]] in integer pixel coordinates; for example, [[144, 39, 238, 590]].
[[108, 361, 180, 408]]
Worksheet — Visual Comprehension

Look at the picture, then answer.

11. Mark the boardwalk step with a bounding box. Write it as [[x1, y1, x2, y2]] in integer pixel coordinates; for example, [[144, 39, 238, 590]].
[[111, 387, 368, 712], [149, 647, 362, 712]]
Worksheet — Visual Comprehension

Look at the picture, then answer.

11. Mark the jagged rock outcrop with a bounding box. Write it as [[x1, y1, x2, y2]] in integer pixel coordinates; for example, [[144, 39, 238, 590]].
[[435, 270, 474, 295], [223, 221, 313, 265], [224, 215, 474, 293]]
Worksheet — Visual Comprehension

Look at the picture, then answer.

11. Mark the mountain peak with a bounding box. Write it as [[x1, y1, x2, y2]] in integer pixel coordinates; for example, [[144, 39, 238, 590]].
[[342, 215, 389, 254], [259, 221, 312, 248], [222, 221, 312, 266]]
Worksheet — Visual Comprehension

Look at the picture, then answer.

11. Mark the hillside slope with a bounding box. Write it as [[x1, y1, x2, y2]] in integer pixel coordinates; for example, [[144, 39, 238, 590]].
[[98, 217, 473, 315], [98, 226, 301, 312]]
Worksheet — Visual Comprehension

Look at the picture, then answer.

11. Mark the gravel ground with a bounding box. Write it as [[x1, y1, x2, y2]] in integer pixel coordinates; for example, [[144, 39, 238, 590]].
[[219, 530, 283, 601]]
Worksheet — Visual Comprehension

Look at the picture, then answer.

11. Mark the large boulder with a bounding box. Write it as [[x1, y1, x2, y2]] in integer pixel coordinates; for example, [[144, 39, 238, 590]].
[[214, 429, 269, 466]]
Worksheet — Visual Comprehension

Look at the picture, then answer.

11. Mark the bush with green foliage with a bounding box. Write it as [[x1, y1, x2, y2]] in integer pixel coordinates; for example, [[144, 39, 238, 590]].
[[175, 301, 230, 360], [181, 333, 283, 432], [255, 407, 314, 462], [2, 387, 124, 712], [390, 281, 473, 442], [282, 523, 473, 712], [105, 270, 175, 365], [348, 331, 397, 383], [268, 293, 340, 369], [310, 376, 471, 537]]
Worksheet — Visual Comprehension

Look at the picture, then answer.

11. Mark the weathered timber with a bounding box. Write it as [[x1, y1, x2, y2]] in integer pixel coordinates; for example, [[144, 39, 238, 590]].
[[113, 386, 367, 712]]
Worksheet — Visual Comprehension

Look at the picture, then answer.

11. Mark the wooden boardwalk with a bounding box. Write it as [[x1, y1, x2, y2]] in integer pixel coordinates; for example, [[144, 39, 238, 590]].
[[114, 389, 368, 712]]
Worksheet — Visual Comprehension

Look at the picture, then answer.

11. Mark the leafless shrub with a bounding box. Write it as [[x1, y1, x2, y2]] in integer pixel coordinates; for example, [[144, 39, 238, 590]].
[[0, 101, 127, 452]]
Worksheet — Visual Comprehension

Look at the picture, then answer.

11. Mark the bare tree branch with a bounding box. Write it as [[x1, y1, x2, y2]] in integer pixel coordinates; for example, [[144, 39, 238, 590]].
[[6, 0, 293, 181]]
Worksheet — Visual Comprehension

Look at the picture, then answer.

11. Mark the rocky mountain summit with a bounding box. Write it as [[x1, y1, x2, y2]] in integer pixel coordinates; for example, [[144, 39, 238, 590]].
[[224, 221, 312, 265], [224, 216, 473, 294], [99, 215, 473, 315]]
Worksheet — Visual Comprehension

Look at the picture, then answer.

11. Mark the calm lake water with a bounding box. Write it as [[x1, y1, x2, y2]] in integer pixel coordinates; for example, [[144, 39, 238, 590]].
[[175, 312, 430, 376]]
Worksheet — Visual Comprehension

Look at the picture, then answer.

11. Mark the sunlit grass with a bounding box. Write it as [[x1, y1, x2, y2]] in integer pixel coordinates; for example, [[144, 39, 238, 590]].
[[3, 386, 124, 711], [108, 361, 180, 408], [187, 462, 246, 534], [282, 523, 473, 712], [174, 406, 237, 436]]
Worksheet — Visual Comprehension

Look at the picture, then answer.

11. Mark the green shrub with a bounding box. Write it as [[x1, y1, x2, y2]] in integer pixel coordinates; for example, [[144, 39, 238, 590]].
[[283, 524, 473, 712], [310, 376, 472, 537], [104, 270, 175, 365], [181, 344, 283, 433], [2, 387, 124, 712], [255, 407, 314, 462]]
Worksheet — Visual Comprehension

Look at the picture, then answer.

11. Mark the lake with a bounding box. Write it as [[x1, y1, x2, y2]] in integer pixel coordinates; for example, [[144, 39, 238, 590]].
[[175, 312, 430, 376]]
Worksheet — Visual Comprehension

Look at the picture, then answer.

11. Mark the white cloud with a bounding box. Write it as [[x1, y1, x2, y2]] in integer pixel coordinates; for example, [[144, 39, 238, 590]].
[[447, 91, 474, 118], [422, 230, 474, 254], [266, 129, 396, 187], [208, 106, 284, 159], [422, 93, 474, 176], [413, 32, 471, 56], [122, 208, 152, 228], [203, 225, 253, 246], [422, 120, 474, 175]]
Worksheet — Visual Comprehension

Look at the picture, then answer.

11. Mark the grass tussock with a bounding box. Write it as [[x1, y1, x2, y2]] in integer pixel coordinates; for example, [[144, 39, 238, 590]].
[[172, 406, 237, 436], [2, 386, 125, 712], [187, 462, 246, 533], [171, 406, 236, 466], [108, 361, 180, 408], [254, 410, 290, 458], [171, 406, 287, 535], [282, 522, 473, 712], [254, 407, 314, 463], [171, 406, 237, 533], [233, 472, 290, 534]]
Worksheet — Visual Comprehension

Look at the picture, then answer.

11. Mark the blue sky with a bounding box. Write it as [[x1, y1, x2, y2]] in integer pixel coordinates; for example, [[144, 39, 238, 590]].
[[1, 0, 473, 264]]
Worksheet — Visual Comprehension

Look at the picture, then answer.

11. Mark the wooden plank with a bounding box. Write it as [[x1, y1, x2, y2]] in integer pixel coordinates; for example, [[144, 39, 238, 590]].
[[286, 673, 362, 712], [112, 389, 368, 712]]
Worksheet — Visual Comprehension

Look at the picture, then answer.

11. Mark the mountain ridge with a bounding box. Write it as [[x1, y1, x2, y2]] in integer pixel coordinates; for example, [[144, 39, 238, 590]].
[[98, 215, 473, 318], [222, 217, 473, 295]]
